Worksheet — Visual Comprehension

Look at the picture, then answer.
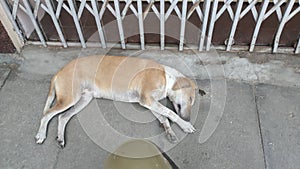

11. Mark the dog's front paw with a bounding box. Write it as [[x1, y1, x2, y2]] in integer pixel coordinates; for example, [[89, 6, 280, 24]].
[[181, 121, 196, 133], [35, 133, 46, 144]]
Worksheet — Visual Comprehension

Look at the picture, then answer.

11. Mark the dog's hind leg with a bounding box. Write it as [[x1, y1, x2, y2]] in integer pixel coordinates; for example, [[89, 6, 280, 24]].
[[56, 91, 93, 148], [35, 97, 78, 144], [152, 111, 178, 143]]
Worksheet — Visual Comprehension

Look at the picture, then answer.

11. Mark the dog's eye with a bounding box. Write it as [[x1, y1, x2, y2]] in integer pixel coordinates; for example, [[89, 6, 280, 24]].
[[189, 97, 192, 103], [177, 104, 181, 111]]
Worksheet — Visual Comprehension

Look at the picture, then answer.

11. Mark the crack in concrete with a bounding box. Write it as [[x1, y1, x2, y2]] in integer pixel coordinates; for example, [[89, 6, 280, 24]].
[[52, 149, 62, 169], [252, 84, 267, 169], [0, 69, 11, 91]]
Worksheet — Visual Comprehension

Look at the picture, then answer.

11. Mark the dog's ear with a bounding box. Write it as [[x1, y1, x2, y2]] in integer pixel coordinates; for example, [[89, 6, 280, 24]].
[[172, 77, 194, 90], [198, 89, 206, 96]]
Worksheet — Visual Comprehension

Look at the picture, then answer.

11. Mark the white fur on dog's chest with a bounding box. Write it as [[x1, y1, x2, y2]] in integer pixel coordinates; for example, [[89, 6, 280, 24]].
[[164, 65, 184, 93]]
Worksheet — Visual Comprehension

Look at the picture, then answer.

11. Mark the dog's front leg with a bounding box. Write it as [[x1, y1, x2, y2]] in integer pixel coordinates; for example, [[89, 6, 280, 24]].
[[152, 111, 178, 143], [140, 97, 195, 133]]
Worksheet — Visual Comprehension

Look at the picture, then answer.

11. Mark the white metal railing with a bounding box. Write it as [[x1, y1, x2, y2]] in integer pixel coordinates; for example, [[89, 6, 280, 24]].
[[1, 0, 300, 53]]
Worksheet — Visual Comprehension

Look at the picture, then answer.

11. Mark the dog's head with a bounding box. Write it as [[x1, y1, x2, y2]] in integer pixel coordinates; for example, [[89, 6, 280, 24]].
[[169, 77, 204, 121]]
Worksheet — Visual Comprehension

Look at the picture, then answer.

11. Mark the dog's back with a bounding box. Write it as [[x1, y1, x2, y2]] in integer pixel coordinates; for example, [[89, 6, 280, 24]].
[[53, 55, 166, 102]]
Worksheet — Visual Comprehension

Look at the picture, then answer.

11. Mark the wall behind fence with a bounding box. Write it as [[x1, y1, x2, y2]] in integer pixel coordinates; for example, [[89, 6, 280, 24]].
[[1, 0, 300, 53], [0, 20, 16, 53]]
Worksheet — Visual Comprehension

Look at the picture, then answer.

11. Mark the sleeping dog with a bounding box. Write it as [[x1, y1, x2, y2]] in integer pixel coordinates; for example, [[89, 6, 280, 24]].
[[35, 55, 205, 148]]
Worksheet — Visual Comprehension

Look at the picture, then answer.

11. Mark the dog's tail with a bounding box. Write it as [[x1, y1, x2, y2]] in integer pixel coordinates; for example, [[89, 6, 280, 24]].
[[42, 75, 57, 114]]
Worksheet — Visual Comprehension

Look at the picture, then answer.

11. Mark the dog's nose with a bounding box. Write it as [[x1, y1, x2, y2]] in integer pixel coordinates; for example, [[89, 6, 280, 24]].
[[182, 116, 190, 121]]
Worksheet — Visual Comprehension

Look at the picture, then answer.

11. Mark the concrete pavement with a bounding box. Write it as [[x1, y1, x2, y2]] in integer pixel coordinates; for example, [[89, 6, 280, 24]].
[[0, 45, 299, 169]]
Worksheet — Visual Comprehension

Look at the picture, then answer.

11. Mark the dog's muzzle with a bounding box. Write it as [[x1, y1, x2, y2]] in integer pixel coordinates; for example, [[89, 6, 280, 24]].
[[177, 104, 191, 121], [182, 116, 190, 121]]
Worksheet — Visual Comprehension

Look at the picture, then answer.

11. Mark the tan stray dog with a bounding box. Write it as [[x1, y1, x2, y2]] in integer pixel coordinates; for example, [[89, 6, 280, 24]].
[[35, 55, 205, 148]]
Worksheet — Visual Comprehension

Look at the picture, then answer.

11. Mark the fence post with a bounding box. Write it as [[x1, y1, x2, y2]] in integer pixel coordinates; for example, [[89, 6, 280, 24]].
[[137, 0, 145, 50], [206, 0, 218, 51], [199, 0, 211, 51], [226, 0, 244, 51], [114, 0, 126, 49], [249, 0, 269, 52], [160, 0, 165, 50], [273, 0, 295, 53], [45, 0, 67, 48], [0, 0, 25, 52], [296, 36, 300, 54], [179, 0, 188, 51], [67, 0, 86, 48], [91, 0, 106, 48], [23, 0, 47, 47]]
